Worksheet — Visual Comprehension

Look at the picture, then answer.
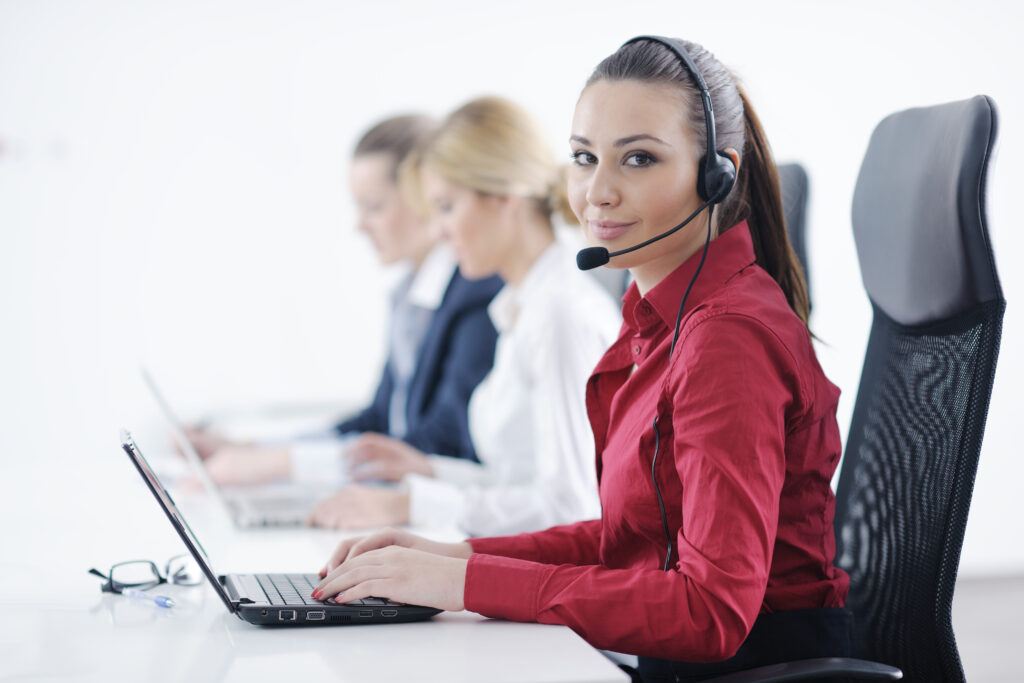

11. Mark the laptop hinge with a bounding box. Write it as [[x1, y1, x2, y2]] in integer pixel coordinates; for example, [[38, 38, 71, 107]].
[[221, 575, 245, 606], [224, 574, 263, 606]]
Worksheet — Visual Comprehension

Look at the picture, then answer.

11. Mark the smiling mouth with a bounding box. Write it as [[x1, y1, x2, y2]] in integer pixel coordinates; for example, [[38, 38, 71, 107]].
[[588, 221, 636, 241]]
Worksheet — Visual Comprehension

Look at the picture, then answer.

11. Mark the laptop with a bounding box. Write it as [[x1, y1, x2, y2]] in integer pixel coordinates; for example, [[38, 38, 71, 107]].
[[141, 368, 330, 528], [120, 430, 441, 626]]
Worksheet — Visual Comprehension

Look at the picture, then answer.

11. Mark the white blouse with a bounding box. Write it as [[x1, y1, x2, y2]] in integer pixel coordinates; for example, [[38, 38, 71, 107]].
[[407, 239, 622, 536]]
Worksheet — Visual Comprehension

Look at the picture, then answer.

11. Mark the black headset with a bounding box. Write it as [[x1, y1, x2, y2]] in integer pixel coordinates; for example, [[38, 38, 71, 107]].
[[623, 36, 737, 204], [578, 36, 738, 572], [576, 36, 737, 272]]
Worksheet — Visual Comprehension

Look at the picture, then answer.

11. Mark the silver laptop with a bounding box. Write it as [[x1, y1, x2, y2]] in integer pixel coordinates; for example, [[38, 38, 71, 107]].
[[141, 368, 328, 528]]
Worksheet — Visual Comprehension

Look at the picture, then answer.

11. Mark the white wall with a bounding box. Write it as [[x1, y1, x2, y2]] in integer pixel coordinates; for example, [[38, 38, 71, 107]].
[[1, 0, 1020, 575]]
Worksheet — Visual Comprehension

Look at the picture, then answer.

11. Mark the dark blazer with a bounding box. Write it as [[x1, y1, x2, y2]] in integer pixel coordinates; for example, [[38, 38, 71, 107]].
[[334, 270, 502, 462]]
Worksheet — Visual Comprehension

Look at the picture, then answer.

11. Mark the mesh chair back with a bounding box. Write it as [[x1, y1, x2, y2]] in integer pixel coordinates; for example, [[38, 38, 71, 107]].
[[835, 95, 1004, 682]]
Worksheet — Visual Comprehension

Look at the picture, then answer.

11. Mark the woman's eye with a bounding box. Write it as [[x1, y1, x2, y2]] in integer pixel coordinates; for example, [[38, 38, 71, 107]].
[[570, 150, 596, 166], [624, 151, 657, 167]]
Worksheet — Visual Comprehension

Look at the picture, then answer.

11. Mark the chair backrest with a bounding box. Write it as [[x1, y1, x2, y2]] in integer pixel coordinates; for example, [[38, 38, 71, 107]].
[[778, 162, 811, 307], [834, 95, 1004, 682]]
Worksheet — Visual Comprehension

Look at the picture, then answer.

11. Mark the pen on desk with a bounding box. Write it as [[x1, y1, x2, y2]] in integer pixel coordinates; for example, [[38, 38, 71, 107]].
[[122, 587, 176, 608]]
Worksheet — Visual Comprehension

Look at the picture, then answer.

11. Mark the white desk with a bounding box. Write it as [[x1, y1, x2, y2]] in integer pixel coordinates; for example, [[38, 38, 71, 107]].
[[0, 447, 628, 682]]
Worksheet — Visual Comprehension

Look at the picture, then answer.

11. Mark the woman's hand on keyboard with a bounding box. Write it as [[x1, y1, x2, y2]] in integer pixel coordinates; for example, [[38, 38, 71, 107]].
[[346, 433, 434, 482], [319, 528, 472, 578], [307, 485, 410, 529], [313, 545, 468, 612], [201, 445, 291, 486]]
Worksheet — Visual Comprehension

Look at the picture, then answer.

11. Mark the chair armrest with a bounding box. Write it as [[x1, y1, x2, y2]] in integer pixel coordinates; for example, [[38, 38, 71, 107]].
[[705, 657, 903, 682]]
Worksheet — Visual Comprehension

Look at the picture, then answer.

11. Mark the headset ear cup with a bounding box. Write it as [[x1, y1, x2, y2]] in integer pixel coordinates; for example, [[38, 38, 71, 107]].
[[717, 152, 738, 201], [696, 152, 735, 203]]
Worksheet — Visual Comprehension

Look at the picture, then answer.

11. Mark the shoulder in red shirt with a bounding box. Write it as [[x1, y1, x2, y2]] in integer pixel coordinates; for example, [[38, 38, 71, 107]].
[[466, 220, 849, 662]]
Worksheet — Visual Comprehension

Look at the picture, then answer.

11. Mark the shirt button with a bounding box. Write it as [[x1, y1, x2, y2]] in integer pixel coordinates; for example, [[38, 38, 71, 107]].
[[633, 344, 642, 355]]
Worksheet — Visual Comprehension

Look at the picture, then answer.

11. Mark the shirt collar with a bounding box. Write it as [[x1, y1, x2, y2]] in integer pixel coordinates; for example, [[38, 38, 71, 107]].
[[622, 219, 757, 331], [406, 243, 457, 311], [488, 240, 565, 333]]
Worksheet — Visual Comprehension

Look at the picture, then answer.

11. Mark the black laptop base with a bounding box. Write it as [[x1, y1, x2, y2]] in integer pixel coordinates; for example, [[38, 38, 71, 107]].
[[237, 602, 442, 626], [224, 573, 441, 627]]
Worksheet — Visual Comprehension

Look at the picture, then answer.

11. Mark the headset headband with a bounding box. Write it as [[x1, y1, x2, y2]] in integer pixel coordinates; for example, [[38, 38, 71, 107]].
[[621, 35, 721, 187]]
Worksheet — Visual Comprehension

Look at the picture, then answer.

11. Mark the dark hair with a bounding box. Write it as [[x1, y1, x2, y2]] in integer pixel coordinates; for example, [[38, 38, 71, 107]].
[[352, 114, 435, 181], [587, 39, 811, 325]]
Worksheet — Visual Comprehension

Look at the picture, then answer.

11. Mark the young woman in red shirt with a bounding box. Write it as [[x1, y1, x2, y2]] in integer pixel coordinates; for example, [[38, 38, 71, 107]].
[[312, 36, 851, 680]]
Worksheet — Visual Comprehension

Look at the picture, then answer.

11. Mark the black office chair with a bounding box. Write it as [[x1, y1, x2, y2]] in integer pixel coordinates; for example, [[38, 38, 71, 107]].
[[778, 162, 811, 309], [708, 96, 1004, 682]]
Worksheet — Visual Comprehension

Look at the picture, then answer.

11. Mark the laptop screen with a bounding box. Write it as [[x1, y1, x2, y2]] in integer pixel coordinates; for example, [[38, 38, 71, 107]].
[[120, 430, 236, 613], [140, 368, 232, 508]]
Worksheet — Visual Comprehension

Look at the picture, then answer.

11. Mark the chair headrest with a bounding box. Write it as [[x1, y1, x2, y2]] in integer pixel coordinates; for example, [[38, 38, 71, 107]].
[[778, 162, 810, 278], [778, 163, 809, 233], [852, 95, 1001, 326]]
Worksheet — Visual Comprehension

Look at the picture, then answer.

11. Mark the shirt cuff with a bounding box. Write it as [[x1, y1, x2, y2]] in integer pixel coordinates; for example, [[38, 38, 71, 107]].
[[468, 534, 534, 558], [427, 455, 489, 488], [407, 474, 466, 529], [289, 438, 348, 486], [464, 553, 545, 622]]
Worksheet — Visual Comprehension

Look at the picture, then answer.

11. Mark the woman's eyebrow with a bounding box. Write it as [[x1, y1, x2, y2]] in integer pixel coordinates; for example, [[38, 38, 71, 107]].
[[614, 134, 668, 147], [569, 133, 669, 147]]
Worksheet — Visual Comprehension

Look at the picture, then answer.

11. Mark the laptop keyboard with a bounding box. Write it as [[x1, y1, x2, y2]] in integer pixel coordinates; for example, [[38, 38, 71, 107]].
[[256, 574, 397, 607]]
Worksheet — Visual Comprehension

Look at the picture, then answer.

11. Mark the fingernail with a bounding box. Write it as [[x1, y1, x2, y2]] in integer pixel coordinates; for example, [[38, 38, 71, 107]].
[[312, 589, 321, 599]]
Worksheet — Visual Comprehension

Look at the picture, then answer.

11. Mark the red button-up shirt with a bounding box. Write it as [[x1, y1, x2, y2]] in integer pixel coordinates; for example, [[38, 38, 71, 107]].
[[464, 220, 849, 662]]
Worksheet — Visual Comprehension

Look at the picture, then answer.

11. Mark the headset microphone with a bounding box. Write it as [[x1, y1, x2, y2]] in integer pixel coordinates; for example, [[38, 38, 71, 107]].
[[575, 197, 716, 271]]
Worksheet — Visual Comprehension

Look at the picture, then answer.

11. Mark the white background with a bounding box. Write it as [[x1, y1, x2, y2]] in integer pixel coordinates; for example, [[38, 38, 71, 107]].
[[1, 0, 1021, 576]]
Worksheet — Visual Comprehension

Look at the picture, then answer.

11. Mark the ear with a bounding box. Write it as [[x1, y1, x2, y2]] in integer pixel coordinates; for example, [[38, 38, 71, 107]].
[[721, 147, 741, 175]]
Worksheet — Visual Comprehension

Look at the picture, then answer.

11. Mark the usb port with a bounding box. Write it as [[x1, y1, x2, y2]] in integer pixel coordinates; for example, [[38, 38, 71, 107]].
[[306, 610, 325, 621], [358, 610, 373, 618], [381, 609, 398, 617], [278, 610, 297, 621]]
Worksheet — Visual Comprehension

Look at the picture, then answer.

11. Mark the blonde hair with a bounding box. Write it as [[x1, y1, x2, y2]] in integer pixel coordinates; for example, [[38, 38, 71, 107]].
[[401, 96, 576, 225]]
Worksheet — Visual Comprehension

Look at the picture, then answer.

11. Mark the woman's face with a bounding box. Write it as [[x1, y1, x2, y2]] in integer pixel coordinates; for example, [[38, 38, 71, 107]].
[[349, 153, 433, 265], [420, 168, 512, 280], [568, 80, 733, 287]]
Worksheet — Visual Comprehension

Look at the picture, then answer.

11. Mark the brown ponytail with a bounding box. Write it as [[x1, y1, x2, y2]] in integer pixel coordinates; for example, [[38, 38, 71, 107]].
[[587, 38, 811, 327], [719, 84, 810, 324]]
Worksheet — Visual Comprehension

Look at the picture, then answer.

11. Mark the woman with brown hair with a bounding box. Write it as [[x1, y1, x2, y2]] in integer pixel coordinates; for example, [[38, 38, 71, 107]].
[[312, 37, 849, 680]]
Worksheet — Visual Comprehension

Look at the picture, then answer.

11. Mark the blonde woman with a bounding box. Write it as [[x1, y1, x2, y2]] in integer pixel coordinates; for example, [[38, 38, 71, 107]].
[[308, 97, 622, 536], [186, 115, 503, 485]]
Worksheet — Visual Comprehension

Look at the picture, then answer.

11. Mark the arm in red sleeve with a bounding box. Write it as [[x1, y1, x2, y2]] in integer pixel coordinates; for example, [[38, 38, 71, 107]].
[[465, 314, 798, 661], [468, 519, 602, 565]]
